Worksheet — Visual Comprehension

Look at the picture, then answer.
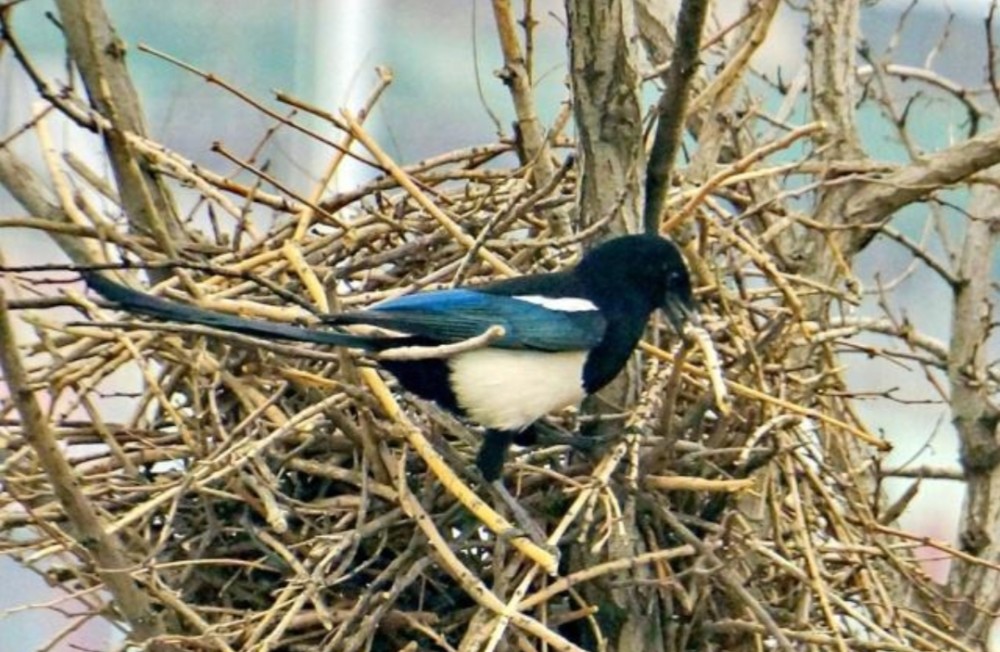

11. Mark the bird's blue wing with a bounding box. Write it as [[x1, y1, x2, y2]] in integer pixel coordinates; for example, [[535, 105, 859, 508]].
[[327, 289, 606, 351]]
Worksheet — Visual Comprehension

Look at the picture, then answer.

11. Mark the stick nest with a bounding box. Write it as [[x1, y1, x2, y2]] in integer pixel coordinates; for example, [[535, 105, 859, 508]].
[[0, 127, 967, 652]]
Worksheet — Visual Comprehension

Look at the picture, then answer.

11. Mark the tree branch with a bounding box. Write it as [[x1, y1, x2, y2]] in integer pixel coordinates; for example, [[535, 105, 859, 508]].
[[846, 127, 1000, 248], [490, 0, 556, 189], [945, 177, 1000, 647], [53, 0, 183, 262], [643, 0, 710, 234], [0, 148, 97, 265], [565, 0, 644, 233]]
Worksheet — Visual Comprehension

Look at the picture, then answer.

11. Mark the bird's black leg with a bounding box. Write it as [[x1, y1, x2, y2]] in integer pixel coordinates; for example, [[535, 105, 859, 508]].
[[475, 429, 554, 555], [512, 424, 539, 447], [475, 430, 516, 481], [526, 420, 613, 453]]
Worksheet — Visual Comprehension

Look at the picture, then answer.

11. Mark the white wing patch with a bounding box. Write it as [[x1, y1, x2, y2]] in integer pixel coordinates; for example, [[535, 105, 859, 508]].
[[514, 295, 598, 312], [448, 349, 587, 431]]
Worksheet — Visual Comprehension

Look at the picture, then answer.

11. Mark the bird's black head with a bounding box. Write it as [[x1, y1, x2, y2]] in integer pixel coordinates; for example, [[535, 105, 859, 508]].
[[575, 234, 695, 333]]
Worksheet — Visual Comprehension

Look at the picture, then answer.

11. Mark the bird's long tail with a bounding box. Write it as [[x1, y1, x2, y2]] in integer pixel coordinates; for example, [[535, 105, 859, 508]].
[[81, 271, 378, 350]]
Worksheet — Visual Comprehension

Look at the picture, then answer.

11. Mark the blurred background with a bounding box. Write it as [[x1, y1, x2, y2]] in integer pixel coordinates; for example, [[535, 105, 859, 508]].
[[1, 0, 995, 648]]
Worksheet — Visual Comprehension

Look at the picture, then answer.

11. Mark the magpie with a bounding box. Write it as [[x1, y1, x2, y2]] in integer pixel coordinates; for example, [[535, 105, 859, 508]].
[[81, 234, 695, 480]]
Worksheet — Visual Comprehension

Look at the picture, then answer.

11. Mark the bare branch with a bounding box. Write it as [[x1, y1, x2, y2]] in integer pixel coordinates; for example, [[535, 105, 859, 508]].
[[375, 325, 506, 360], [53, 0, 183, 261], [846, 128, 1000, 246], [643, 0, 710, 233], [0, 148, 97, 265], [490, 0, 557, 189], [945, 177, 1000, 646]]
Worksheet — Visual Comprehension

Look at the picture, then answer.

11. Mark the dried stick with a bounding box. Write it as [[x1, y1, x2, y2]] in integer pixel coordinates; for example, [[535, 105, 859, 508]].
[[639, 341, 887, 449], [663, 121, 826, 232], [361, 366, 557, 573], [135, 42, 379, 170], [657, 505, 795, 652], [387, 448, 583, 651]]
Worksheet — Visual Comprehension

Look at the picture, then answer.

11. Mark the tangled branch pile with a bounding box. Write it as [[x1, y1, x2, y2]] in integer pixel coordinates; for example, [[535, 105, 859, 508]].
[[0, 98, 972, 652]]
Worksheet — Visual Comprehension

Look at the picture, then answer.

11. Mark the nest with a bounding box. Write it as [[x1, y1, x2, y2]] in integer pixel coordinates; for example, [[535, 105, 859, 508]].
[[0, 114, 967, 652]]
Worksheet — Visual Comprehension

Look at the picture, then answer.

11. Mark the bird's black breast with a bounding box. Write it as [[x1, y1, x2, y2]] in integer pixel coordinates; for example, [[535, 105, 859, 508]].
[[580, 301, 651, 394]]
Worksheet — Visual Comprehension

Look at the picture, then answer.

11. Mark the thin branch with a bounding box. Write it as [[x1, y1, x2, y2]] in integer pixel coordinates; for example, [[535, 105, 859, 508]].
[[880, 465, 964, 480], [657, 504, 795, 652], [136, 42, 381, 172]]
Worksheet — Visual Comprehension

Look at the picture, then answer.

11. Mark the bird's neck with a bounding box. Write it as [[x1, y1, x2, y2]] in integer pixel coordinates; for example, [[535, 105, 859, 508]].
[[580, 297, 653, 393]]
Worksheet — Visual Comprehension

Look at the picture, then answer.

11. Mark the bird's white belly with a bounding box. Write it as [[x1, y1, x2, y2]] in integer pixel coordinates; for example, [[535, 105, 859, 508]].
[[447, 348, 587, 431]]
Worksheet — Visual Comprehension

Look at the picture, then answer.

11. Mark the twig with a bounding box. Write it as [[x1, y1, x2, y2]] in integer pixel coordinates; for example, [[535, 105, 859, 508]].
[[356, 365, 558, 573], [663, 121, 826, 232], [643, 476, 754, 492], [342, 111, 517, 276], [387, 447, 582, 650], [879, 465, 964, 481], [136, 42, 380, 171]]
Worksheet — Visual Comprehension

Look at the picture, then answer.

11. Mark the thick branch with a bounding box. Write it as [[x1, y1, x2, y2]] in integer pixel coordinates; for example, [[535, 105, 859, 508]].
[[563, 8, 662, 649], [0, 148, 98, 265], [946, 178, 1000, 648], [802, 1, 865, 273], [53, 0, 182, 260], [566, 0, 644, 233], [807, 1, 863, 161], [845, 128, 1000, 248], [643, 0, 710, 234]]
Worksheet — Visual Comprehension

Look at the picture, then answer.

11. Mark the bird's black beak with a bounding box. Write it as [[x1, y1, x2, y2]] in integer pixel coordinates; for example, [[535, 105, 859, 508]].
[[663, 293, 698, 335]]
